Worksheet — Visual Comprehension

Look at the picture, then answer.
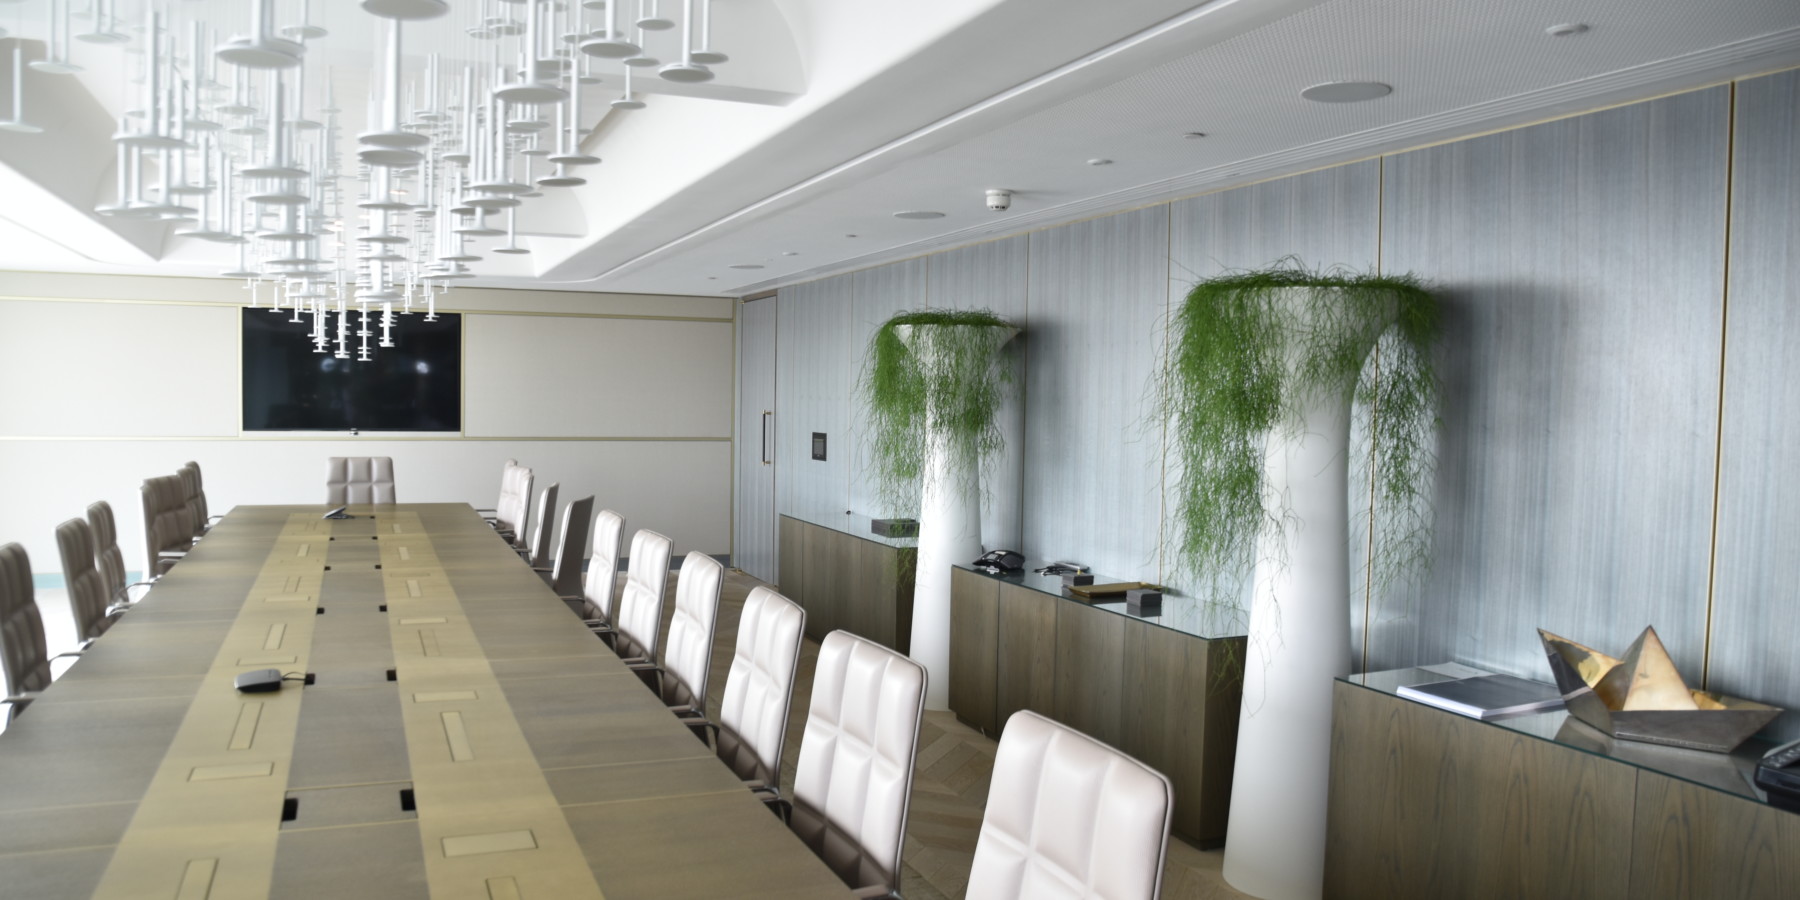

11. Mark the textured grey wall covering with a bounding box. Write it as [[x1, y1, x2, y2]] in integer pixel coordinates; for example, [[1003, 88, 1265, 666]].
[[1023, 207, 1170, 584], [1710, 70, 1800, 741], [758, 72, 1800, 733], [1375, 86, 1729, 687], [775, 275, 855, 528], [735, 296, 779, 583]]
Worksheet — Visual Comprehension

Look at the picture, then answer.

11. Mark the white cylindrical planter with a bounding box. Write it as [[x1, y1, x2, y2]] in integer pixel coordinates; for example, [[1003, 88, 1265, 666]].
[[895, 323, 1018, 712], [1222, 289, 1392, 900]]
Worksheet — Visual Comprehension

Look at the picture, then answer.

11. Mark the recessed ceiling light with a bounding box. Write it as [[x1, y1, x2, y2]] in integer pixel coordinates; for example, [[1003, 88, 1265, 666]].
[[1183, 132, 1207, 140], [1546, 22, 1590, 37], [1087, 158, 1113, 166], [729, 264, 764, 270], [845, 233, 859, 238], [893, 210, 945, 220], [1299, 81, 1393, 103]]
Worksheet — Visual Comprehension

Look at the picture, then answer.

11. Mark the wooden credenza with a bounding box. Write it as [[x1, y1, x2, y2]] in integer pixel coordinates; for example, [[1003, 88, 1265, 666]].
[[777, 514, 915, 653], [1326, 669, 1800, 900], [948, 562, 1246, 846]]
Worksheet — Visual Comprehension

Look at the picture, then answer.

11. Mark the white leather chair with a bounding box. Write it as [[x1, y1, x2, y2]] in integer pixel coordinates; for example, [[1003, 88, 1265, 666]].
[[1, 543, 78, 720], [325, 457, 397, 505], [140, 474, 191, 577], [56, 518, 121, 646], [519, 483, 559, 569], [789, 630, 928, 899], [536, 496, 593, 598], [629, 552, 723, 715], [480, 459, 533, 544], [566, 509, 625, 632], [88, 501, 151, 607], [610, 529, 673, 663], [966, 710, 1174, 900], [693, 586, 805, 801]]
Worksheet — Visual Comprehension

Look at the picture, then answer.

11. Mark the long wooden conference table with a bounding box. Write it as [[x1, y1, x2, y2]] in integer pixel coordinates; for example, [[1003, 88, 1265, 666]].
[[0, 503, 853, 900]]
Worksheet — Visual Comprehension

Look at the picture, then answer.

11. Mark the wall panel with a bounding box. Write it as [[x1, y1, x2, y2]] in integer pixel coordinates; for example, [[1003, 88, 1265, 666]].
[[735, 297, 779, 582], [0, 300, 238, 437], [464, 314, 732, 438], [1374, 87, 1729, 680], [775, 275, 855, 527], [1022, 207, 1168, 582], [1710, 71, 1800, 741]]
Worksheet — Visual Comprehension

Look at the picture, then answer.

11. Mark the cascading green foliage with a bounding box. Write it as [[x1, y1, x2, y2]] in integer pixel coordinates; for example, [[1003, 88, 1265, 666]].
[[863, 308, 1019, 511], [1161, 262, 1441, 608]]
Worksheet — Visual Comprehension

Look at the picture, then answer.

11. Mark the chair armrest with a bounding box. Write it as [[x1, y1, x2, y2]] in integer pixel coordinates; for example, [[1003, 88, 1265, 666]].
[[667, 703, 701, 717], [474, 507, 499, 514], [115, 581, 154, 605], [620, 657, 651, 667], [51, 651, 83, 661], [158, 550, 188, 559], [207, 515, 226, 523]]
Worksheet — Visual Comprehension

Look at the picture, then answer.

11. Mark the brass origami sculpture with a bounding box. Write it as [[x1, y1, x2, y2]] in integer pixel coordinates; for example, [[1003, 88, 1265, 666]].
[[1538, 626, 1780, 753]]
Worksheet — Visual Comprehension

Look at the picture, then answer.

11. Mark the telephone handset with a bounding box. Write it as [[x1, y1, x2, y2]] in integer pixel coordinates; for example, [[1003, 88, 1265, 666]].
[[973, 550, 1025, 574], [1754, 737, 1800, 812]]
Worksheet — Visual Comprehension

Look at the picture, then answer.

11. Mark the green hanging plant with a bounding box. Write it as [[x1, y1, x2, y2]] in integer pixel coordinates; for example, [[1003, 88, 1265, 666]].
[[1159, 261, 1442, 609], [862, 308, 1020, 512]]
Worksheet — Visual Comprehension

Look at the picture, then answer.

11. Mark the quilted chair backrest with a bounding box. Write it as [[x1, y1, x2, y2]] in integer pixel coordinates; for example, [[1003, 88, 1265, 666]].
[[659, 552, 723, 710], [177, 463, 204, 538], [581, 510, 626, 625], [182, 460, 211, 526], [613, 530, 672, 664], [966, 710, 1174, 900], [141, 474, 189, 575], [88, 501, 128, 605], [325, 457, 397, 505], [548, 496, 594, 598], [716, 586, 805, 791], [56, 519, 112, 644], [0, 543, 51, 698], [789, 630, 927, 896], [496, 460, 533, 539]]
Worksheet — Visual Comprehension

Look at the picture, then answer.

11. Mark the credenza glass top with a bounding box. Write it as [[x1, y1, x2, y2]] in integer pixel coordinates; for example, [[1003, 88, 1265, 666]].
[[1346, 664, 1792, 813], [951, 558, 1243, 640]]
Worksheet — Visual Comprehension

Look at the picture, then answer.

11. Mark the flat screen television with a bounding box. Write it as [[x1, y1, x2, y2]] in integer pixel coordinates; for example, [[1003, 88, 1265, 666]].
[[241, 308, 461, 432]]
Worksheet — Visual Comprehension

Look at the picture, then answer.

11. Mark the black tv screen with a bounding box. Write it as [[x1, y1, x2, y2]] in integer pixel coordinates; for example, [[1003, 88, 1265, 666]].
[[242, 308, 461, 431]]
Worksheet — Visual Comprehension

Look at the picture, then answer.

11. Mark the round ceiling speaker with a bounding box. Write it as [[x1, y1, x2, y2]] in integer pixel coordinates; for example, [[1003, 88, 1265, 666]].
[[360, 0, 450, 20], [1298, 81, 1392, 103]]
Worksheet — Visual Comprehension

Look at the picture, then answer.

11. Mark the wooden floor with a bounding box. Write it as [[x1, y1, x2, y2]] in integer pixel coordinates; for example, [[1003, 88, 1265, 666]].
[[693, 568, 1255, 900]]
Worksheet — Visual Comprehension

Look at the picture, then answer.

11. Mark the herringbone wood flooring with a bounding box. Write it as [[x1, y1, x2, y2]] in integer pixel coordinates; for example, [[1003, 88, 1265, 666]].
[[671, 568, 1254, 900]]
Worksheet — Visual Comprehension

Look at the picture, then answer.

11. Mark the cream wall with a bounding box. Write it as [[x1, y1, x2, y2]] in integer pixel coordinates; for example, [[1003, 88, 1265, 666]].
[[0, 273, 735, 575]]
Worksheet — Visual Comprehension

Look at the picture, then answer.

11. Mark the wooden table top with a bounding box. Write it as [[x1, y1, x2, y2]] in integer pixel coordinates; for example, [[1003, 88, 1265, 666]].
[[0, 503, 852, 900]]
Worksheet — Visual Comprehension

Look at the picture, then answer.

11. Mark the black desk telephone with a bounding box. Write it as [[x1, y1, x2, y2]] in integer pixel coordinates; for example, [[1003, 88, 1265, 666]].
[[973, 550, 1025, 574], [1755, 737, 1800, 812]]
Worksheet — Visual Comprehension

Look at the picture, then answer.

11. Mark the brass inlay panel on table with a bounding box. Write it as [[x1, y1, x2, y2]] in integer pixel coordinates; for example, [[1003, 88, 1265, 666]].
[[378, 511, 607, 900], [88, 514, 330, 900]]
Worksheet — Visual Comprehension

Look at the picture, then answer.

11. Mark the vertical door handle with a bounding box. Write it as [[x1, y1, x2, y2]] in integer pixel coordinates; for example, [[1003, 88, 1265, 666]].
[[761, 411, 774, 464]]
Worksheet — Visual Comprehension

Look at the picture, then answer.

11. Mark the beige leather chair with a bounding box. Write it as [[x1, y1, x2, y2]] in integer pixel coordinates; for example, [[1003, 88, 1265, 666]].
[[89, 501, 152, 607], [1, 543, 78, 720], [693, 586, 805, 801], [629, 552, 722, 715], [535, 496, 594, 598], [56, 518, 121, 646], [966, 710, 1174, 900], [609, 529, 672, 663], [140, 474, 191, 577], [567, 509, 625, 632], [325, 457, 397, 505], [789, 630, 928, 899], [480, 459, 533, 544], [519, 483, 559, 569]]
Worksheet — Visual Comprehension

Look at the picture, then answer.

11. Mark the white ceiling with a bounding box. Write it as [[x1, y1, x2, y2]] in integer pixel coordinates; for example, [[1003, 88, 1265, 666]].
[[0, 0, 1797, 299]]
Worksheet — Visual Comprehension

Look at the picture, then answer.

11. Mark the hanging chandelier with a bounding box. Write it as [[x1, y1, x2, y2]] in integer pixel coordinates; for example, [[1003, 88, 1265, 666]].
[[4, 0, 733, 361]]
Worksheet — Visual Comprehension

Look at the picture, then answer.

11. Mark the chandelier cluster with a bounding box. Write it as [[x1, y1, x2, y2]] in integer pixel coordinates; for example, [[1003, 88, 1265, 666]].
[[4, 0, 731, 361]]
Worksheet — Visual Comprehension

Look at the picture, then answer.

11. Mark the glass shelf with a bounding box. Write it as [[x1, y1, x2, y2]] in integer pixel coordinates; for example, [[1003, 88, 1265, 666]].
[[952, 557, 1245, 640], [1346, 665, 1790, 811]]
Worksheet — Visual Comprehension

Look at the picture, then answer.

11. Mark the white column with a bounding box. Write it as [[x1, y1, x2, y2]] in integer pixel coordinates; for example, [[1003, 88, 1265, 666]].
[[1222, 288, 1390, 900], [895, 323, 1018, 712]]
